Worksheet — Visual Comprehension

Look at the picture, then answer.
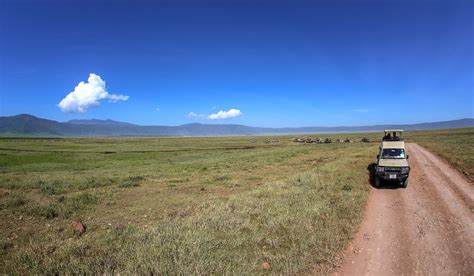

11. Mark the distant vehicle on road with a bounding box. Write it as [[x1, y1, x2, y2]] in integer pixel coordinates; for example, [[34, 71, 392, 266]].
[[375, 130, 410, 188]]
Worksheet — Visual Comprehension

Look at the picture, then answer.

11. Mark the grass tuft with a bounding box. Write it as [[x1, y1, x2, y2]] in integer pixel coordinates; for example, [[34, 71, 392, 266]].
[[5, 193, 28, 208], [214, 175, 231, 181], [38, 180, 65, 195], [119, 176, 144, 188], [24, 192, 98, 219]]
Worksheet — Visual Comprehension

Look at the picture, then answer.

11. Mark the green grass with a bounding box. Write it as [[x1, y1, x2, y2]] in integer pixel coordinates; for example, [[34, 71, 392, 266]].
[[0, 129, 471, 274], [406, 128, 474, 181]]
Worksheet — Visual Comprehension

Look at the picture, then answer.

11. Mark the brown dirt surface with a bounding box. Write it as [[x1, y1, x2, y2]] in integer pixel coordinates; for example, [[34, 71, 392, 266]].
[[336, 143, 473, 275]]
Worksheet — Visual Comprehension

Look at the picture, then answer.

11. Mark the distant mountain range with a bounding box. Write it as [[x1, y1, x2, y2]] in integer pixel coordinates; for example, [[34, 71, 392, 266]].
[[67, 119, 135, 126], [0, 114, 473, 137]]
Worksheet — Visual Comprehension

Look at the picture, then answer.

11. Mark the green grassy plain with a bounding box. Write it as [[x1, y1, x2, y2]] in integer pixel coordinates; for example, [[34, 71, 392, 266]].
[[405, 128, 474, 181], [0, 129, 471, 273]]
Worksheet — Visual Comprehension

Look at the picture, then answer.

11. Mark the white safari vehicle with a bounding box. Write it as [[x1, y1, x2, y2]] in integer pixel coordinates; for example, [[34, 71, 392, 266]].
[[375, 130, 410, 188]]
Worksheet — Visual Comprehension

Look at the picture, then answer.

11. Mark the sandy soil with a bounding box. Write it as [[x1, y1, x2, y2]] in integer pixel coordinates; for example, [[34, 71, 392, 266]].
[[336, 143, 473, 275]]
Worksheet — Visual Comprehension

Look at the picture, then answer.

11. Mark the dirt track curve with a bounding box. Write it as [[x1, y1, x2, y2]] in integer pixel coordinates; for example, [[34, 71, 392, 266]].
[[336, 143, 473, 275]]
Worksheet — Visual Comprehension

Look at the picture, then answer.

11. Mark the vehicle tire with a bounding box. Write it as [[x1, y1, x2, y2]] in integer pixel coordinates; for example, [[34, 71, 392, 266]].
[[401, 178, 408, 188], [375, 176, 381, 188]]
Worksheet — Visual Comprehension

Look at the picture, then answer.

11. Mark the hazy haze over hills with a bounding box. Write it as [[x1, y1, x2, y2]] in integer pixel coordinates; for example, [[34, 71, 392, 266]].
[[1, 114, 473, 137], [67, 119, 135, 126]]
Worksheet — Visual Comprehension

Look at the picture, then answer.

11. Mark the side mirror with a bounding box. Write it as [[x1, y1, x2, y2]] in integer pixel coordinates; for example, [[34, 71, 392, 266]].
[[406, 155, 409, 160], [377, 155, 379, 159]]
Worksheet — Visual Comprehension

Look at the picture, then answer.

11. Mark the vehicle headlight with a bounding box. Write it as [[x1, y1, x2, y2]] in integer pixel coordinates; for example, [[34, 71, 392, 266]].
[[401, 167, 409, 174], [376, 166, 385, 173]]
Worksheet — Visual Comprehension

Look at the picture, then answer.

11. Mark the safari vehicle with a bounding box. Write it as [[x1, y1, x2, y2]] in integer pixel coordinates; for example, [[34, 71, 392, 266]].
[[375, 130, 410, 188]]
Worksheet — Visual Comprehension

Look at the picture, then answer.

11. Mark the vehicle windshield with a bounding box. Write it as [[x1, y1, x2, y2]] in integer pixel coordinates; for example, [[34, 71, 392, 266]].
[[381, 148, 405, 159]]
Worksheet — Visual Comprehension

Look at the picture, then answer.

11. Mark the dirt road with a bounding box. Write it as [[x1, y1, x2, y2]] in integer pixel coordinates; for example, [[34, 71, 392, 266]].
[[336, 143, 473, 275]]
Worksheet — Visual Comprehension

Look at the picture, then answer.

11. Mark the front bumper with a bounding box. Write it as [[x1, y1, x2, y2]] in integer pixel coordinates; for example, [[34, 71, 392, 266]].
[[376, 167, 409, 181]]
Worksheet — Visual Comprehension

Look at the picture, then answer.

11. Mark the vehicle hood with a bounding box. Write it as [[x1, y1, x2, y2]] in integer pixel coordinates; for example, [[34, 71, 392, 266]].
[[378, 158, 409, 167]]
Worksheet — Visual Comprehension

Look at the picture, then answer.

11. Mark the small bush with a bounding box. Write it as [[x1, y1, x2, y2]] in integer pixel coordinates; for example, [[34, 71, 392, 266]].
[[342, 183, 352, 191], [6, 194, 28, 208], [214, 175, 230, 181], [119, 176, 144, 188], [24, 202, 59, 219], [80, 178, 97, 190], [226, 180, 240, 188], [36, 203, 59, 219], [25, 192, 98, 219], [66, 193, 98, 210], [38, 180, 64, 196]]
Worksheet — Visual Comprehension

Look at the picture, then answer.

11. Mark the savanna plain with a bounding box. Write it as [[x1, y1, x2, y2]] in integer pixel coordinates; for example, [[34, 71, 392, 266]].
[[0, 128, 472, 274]]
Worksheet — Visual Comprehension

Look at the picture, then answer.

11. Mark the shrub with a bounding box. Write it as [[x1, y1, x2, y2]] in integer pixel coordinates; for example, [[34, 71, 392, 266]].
[[37, 203, 59, 219], [119, 176, 145, 188], [5, 194, 28, 208], [214, 175, 230, 181], [38, 180, 64, 196], [66, 192, 98, 211]]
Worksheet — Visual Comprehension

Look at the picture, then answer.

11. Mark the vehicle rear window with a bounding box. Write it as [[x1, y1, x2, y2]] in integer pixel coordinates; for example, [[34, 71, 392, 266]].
[[381, 148, 405, 159]]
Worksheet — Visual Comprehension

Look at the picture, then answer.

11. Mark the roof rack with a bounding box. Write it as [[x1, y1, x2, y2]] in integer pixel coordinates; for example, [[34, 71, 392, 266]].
[[384, 129, 403, 132]]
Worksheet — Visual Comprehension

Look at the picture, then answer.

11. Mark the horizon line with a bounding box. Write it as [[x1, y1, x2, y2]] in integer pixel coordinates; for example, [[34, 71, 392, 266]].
[[3, 113, 473, 129]]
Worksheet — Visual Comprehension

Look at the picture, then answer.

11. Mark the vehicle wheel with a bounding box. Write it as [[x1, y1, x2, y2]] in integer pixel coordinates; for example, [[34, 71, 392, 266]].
[[401, 178, 408, 188], [374, 176, 381, 188]]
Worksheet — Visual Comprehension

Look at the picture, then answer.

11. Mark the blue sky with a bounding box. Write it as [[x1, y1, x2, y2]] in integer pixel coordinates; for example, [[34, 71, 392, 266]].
[[1, 0, 473, 127]]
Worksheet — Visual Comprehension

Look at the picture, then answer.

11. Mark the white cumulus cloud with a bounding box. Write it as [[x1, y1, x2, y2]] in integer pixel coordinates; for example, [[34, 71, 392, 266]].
[[58, 73, 129, 113], [208, 109, 243, 120]]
